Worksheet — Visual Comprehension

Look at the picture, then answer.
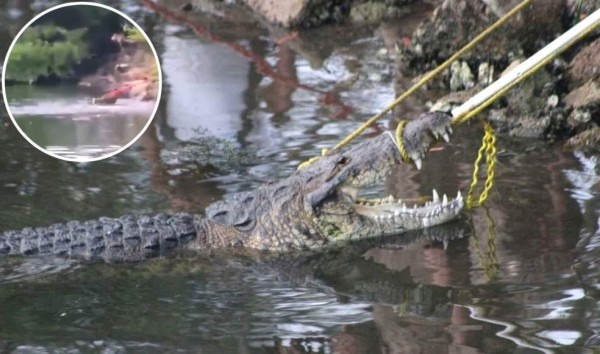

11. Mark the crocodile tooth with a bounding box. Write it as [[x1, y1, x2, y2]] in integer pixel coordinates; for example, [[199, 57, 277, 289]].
[[402, 204, 407, 212], [443, 239, 449, 250], [394, 210, 400, 216], [414, 158, 422, 170], [442, 132, 450, 143], [442, 194, 448, 205], [457, 191, 462, 200], [387, 195, 394, 203], [432, 189, 440, 203], [446, 126, 453, 135]]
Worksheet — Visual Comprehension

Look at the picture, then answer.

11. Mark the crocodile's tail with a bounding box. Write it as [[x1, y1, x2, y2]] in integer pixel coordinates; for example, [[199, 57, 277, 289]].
[[0, 213, 201, 262]]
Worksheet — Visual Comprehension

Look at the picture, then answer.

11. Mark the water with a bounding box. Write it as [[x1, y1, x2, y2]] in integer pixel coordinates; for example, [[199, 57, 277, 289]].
[[0, 2, 599, 353], [4, 85, 154, 161]]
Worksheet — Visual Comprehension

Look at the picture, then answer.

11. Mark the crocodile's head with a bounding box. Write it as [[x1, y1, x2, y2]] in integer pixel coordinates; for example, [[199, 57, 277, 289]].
[[205, 112, 464, 251]]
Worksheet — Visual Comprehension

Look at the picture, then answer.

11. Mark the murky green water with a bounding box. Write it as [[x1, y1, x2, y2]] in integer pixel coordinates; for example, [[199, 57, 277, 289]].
[[4, 85, 153, 161], [0, 1, 599, 353]]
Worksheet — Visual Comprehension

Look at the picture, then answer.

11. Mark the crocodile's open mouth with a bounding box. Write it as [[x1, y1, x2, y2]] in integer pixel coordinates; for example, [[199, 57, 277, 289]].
[[352, 189, 464, 228], [303, 114, 464, 235], [319, 184, 464, 234]]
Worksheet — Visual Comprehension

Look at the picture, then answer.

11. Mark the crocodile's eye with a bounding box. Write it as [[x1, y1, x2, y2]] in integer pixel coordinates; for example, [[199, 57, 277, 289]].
[[234, 218, 255, 232], [337, 156, 349, 165], [325, 155, 351, 182]]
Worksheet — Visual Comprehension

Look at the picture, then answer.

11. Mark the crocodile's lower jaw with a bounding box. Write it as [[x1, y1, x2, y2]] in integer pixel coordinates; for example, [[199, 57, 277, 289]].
[[354, 189, 464, 230]]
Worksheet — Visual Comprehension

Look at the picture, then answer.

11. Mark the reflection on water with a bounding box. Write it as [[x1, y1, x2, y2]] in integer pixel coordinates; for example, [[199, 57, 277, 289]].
[[5, 85, 153, 160], [0, 1, 599, 353], [162, 33, 249, 140]]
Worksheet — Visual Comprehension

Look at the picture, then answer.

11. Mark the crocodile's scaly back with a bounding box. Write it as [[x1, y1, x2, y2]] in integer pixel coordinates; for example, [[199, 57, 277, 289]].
[[0, 214, 205, 262]]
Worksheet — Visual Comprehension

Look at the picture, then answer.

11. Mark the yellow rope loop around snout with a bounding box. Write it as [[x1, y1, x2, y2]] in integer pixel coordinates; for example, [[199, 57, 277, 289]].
[[394, 120, 411, 163]]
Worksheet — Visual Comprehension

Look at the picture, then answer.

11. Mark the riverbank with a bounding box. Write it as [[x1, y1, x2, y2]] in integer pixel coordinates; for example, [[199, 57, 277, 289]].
[[186, 0, 599, 148], [396, 0, 599, 148]]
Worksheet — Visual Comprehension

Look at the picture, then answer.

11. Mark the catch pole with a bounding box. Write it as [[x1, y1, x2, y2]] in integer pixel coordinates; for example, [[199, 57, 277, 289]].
[[451, 8, 600, 122]]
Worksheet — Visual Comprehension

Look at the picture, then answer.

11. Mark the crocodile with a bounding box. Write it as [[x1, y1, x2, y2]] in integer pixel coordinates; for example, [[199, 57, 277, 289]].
[[0, 112, 463, 262]]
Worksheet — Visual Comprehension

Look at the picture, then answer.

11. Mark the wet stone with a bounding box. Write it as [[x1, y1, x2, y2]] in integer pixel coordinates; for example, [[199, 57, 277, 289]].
[[478, 62, 494, 86], [449, 61, 475, 91], [547, 95, 559, 108]]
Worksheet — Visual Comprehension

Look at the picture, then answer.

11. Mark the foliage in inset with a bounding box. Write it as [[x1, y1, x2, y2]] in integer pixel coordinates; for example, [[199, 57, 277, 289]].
[[123, 25, 147, 44], [6, 25, 89, 83]]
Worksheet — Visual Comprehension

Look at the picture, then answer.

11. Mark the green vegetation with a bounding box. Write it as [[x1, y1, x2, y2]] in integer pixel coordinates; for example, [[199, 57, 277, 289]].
[[123, 25, 147, 44], [5, 6, 131, 85], [6, 25, 89, 83]]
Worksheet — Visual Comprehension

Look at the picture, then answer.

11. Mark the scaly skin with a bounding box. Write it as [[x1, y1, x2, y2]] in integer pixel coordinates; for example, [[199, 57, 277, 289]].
[[0, 112, 463, 261]]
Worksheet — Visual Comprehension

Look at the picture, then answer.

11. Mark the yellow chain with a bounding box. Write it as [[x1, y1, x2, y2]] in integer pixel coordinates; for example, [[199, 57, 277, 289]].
[[467, 121, 497, 208], [484, 206, 499, 280], [468, 207, 499, 282]]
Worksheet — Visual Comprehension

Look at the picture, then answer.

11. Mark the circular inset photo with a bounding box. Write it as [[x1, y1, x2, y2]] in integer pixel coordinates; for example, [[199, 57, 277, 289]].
[[2, 2, 162, 162]]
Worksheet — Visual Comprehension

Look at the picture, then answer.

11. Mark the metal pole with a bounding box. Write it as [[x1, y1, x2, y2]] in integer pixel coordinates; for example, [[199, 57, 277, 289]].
[[451, 8, 600, 120]]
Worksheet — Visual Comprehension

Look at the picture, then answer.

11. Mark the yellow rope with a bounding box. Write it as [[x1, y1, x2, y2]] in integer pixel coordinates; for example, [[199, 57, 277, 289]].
[[468, 207, 499, 282], [297, 148, 329, 169], [394, 120, 411, 162], [297, 0, 534, 170]]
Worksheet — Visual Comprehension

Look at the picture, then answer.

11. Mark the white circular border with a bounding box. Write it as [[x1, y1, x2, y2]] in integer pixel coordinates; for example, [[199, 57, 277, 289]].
[[1, 1, 163, 163]]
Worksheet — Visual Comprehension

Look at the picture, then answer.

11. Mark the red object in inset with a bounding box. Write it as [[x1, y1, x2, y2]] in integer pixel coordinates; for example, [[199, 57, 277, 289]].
[[93, 83, 134, 104]]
